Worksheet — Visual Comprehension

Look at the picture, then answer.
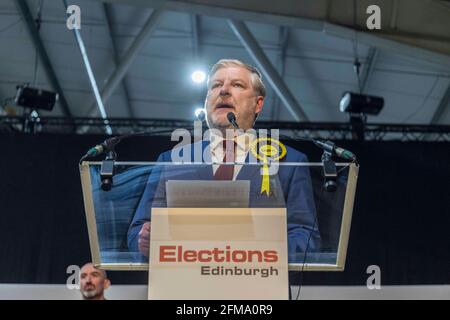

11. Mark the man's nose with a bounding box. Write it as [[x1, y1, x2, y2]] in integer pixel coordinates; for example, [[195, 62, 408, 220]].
[[219, 82, 231, 96]]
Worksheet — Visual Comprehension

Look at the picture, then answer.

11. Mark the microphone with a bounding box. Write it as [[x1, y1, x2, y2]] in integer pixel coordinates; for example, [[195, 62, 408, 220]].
[[313, 140, 356, 161], [79, 128, 195, 164], [79, 132, 144, 163], [83, 136, 122, 160], [227, 112, 239, 129]]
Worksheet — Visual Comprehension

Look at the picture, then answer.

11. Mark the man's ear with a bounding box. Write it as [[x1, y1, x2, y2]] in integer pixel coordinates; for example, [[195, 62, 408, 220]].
[[255, 96, 264, 114], [103, 279, 111, 289]]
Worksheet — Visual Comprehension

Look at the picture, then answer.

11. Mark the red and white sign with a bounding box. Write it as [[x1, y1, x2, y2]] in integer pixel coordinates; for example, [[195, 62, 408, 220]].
[[148, 208, 289, 300]]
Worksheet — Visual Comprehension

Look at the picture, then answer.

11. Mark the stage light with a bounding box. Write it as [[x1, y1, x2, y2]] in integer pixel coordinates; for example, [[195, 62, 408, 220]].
[[191, 70, 206, 83], [339, 92, 384, 115], [339, 92, 384, 141], [15, 85, 58, 111], [195, 108, 205, 121]]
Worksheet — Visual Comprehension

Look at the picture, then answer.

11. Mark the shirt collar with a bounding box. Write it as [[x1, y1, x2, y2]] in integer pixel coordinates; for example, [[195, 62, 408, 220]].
[[209, 130, 256, 152]]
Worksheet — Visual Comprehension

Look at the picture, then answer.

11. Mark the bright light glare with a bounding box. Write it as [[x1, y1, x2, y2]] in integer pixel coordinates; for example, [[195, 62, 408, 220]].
[[195, 108, 205, 120], [191, 70, 206, 83]]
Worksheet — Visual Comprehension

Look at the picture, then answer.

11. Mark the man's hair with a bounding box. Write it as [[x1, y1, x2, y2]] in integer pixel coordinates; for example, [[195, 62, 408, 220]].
[[207, 59, 266, 97]]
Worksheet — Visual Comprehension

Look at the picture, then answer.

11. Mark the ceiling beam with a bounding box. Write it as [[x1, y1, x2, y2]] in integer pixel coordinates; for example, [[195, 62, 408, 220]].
[[15, 0, 74, 122], [360, 47, 379, 93], [389, 0, 399, 29], [99, 0, 450, 68], [84, 8, 163, 118], [272, 26, 290, 121], [323, 23, 450, 69], [430, 83, 450, 124], [279, 27, 290, 81], [191, 14, 200, 61], [228, 20, 308, 122], [102, 3, 135, 118], [64, 0, 112, 134]]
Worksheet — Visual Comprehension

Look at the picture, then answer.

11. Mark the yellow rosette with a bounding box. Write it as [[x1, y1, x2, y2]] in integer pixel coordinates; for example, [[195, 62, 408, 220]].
[[250, 138, 287, 196]]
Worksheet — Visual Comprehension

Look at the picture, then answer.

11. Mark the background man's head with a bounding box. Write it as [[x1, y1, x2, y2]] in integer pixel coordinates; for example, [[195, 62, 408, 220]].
[[205, 59, 266, 132], [79, 263, 110, 300]]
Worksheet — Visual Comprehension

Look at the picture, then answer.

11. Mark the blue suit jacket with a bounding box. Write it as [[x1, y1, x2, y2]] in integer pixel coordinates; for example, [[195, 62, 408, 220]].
[[128, 140, 320, 262]]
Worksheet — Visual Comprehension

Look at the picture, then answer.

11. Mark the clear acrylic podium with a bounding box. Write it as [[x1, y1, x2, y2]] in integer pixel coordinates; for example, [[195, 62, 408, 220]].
[[80, 161, 358, 273]]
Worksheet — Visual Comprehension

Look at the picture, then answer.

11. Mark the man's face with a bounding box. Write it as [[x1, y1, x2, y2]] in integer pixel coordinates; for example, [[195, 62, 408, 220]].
[[205, 66, 264, 131], [79, 264, 109, 300]]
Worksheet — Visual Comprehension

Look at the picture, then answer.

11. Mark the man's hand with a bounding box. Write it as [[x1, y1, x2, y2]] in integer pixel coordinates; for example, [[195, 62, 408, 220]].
[[138, 222, 151, 257]]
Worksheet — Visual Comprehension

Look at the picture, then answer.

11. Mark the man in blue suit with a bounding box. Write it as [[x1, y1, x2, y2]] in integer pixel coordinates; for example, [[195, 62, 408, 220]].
[[128, 59, 320, 262]]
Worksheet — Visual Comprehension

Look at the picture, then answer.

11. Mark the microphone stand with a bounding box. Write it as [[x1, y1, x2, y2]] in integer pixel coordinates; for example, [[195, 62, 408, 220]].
[[321, 148, 337, 192], [100, 148, 117, 192]]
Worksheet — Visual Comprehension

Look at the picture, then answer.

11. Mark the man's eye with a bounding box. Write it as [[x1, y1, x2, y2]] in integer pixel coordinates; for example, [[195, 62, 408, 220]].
[[211, 83, 221, 88], [234, 83, 243, 88]]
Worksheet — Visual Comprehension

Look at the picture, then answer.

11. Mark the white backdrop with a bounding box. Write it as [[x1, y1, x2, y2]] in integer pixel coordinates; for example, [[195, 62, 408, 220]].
[[0, 284, 448, 300]]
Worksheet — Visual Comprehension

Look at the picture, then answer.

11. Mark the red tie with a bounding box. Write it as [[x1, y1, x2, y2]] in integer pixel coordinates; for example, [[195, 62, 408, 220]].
[[214, 140, 235, 180]]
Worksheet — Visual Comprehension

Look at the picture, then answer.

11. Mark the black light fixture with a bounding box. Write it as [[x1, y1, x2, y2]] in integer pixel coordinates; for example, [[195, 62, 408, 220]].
[[15, 85, 58, 111], [14, 85, 59, 134], [340, 92, 384, 141], [339, 92, 384, 115]]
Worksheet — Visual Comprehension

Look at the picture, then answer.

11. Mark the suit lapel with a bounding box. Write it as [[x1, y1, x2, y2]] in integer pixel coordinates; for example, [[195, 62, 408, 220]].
[[236, 152, 260, 181]]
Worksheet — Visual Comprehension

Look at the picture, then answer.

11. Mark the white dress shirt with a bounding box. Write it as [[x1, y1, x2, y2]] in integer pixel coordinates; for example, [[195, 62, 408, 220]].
[[209, 131, 256, 180]]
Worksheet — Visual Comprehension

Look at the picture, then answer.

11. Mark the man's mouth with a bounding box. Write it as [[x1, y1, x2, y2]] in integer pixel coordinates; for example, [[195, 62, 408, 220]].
[[215, 103, 235, 111]]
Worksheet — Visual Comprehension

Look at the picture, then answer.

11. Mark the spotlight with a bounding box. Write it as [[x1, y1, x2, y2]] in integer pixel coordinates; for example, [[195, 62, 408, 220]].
[[194, 108, 206, 121], [15, 85, 58, 111], [339, 92, 384, 141], [191, 70, 206, 84], [339, 92, 384, 115]]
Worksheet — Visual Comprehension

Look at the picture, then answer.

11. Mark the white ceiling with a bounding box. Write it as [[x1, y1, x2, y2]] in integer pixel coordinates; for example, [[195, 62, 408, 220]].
[[0, 0, 449, 125]]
